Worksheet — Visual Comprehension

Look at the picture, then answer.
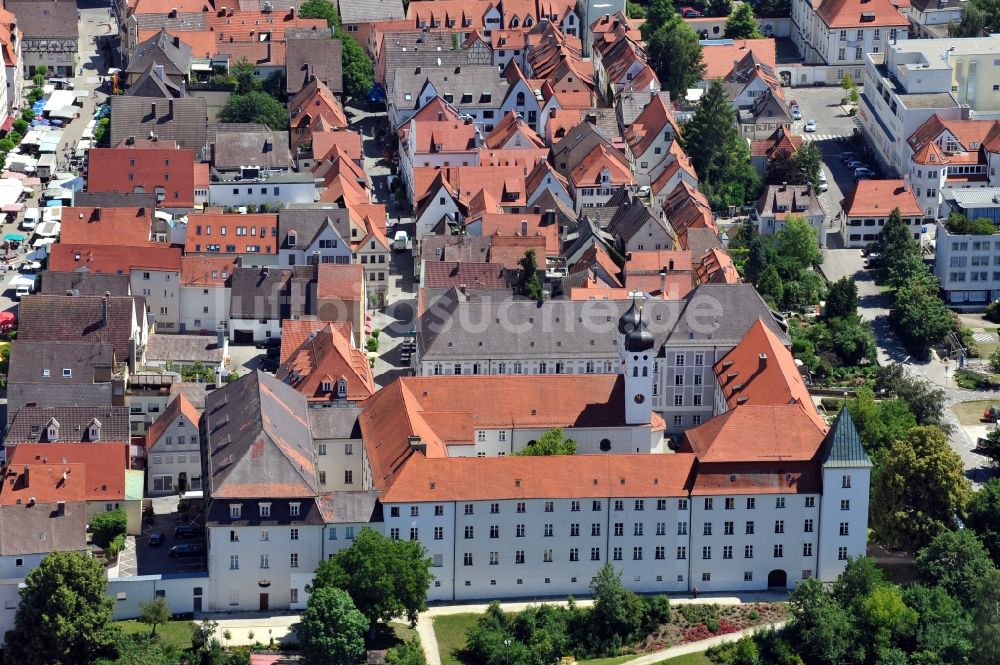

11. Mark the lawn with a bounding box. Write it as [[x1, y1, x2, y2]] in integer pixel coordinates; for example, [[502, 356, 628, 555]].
[[116, 618, 197, 650], [579, 656, 637, 665], [365, 621, 422, 650], [658, 652, 712, 665], [391, 621, 420, 645], [951, 399, 997, 426], [434, 613, 479, 665]]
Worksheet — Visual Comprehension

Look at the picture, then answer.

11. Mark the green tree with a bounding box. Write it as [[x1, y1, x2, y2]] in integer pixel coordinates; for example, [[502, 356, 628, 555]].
[[706, 0, 733, 17], [967, 478, 1000, 565], [756, 0, 791, 18], [645, 0, 678, 33], [515, 427, 576, 456], [873, 364, 948, 427], [826, 277, 859, 319], [903, 584, 973, 665], [32, 71, 46, 87], [744, 235, 775, 284], [891, 279, 953, 357], [218, 91, 289, 128], [873, 208, 920, 283], [12, 118, 28, 136], [261, 70, 287, 100], [847, 389, 917, 459], [725, 3, 762, 38], [91, 508, 128, 549], [341, 36, 375, 100], [972, 568, 1000, 665], [763, 149, 805, 186], [787, 577, 854, 665], [626, 1, 646, 18], [683, 79, 759, 207], [647, 17, 705, 102], [516, 249, 544, 300], [386, 639, 427, 665], [858, 585, 918, 659], [949, 3, 987, 36], [313, 528, 433, 634], [946, 212, 997, 235], [917, 529, 997, 607], [295, 587, 367, 665], [590, 563, 645, 648], [832, 556, 887, 617], [138, 597, 171, 638], [756, 264, 783, 306], [4, 552, 118, 665], [841, 72, 860, 104], [977, 425, 1000, 469], [231, 57, 258, 95], [871, 426, 972, 552], [299, 0, 341, 27], [793, 141, 822, 186], [776, 215, 821, 270]]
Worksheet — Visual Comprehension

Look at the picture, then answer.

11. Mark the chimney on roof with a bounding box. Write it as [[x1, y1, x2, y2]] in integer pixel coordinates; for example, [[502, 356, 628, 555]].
[[758, 352, 767, 370], [21, 466, 28, 487], [56, 500, 65, 516], [407, 435, 426, 455], [288, 6, 295, 19], [102, 292, 110, 327], [659, 269, 666, 295], [27, 496, 35, 507], [521, 220, 528, 235]]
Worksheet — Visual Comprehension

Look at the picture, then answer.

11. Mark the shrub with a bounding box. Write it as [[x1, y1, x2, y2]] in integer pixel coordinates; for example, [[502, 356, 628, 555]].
[[749, 609, 759, 621], [706, 617, 720, 633], [106, 533, 126, 561], [365, 337, 379, 352], [987, 300, 1000, 323], [91, 509, 128, 549]]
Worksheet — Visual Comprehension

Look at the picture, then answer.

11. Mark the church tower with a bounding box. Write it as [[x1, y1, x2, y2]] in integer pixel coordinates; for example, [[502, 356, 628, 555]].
[[618, 299, 655, 425]]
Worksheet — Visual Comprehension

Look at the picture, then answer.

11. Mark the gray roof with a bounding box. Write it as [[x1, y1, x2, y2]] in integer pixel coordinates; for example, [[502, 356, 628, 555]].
[[40, 271, 131, 296], [0, 503, 87, 557], [419, 235, 492, 264], [5, 0, 78, 39], [819, 408, 872, 468], [562, 216, 615, 266], [229, 266, 315, 319], [910, 0, 963, 11], [308, 404, 363, 439], [146, 333, 227, 364], [381, 33, 486, 99], [126, 29, 193, 79], [210, 128, 291, 170], [337, 0, 404, 23], [133, 12, 206, 34], [942, 186, 1000, 209], [607, 194, 667, 244], [685, 227, 724, 262], [391, 64, 507, 115], [316, 491, 382, 524], [109, 96, 208, 151], [7, 384, 114, 427], [7, 340, 115, 386], [17, 294, 138, 365], [73, 192, 159, 209], [755, 184, 826, 220], [278, 207, 351, 250], [553, 121, 614, 175], [203, 370, 318, 498], [169, 381, 214, 411], [618, 90, 672, 128], [6, 406, 131, 444], [664, 283, 788, 346], [285, 31, 343, 95], [126, 64, 185, 99]]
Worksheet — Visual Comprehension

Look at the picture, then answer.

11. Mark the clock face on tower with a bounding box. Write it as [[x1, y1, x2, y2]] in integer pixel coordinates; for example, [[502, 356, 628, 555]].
[[634, 394, 645, 404]]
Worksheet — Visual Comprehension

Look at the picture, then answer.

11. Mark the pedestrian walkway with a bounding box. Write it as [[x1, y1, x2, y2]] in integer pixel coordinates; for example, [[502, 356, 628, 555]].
[[801, 133, 851, 142], [116, 536, 138, 577], [626, 622, 787, 665]]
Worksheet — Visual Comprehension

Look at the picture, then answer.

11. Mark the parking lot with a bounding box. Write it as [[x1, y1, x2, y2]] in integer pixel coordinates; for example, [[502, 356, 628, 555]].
[[134, 497, 207, 576]]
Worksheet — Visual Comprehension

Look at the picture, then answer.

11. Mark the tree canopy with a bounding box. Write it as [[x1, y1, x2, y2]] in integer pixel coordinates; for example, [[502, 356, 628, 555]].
[[4, 552, 119, 665], [218, 91, 289, 128], [646, 15, 705, 102], [725, 3, 762, 38], [871, 426, 971, 552], [967, 478, 1000, 565], [682, 79, 759, 208], [296, 0, 374, 99], [946, 212, 998, 236], [825, 277, 859, 320], [515, 427, 577, 456], [516, 249, 544, 300], [776, 215, 821, 271], [313, 528, 433, 633], [295, 587, 368, 665], [916, 529, 997, 607]]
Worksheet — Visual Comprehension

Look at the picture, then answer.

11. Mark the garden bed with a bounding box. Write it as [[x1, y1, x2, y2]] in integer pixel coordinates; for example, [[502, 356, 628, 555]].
[[633, 603, 788, 654]]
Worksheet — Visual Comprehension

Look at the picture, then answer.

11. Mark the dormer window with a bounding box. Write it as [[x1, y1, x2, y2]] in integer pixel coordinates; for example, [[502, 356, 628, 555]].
[[62, 368, 72, 378], [259, 503, 271, 518], [230, 504, 242, 518], [88, 418, 101, 442], [337, 378, 347, 398], [46, 418, 60, 442], [321, 381, 332, 392], [288, 229, 297, 247], [289, 502, 301, 517]]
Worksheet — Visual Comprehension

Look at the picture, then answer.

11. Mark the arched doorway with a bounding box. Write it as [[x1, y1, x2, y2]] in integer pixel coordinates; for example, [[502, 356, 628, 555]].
[[767, 569, 787, 589]]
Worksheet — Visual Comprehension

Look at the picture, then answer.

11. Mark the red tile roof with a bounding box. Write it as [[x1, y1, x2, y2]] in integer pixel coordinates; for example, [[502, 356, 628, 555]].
[[312, 130, 363, 164], [843, 179, 922, 217], [88, 145, 196, 208], [408, 119, 478, 153], [695, 247, 739, 285], [381, 453, 698, 502], [484, 112, 546, 150], [280, 318, 355, 363], [277, 323, 375, 403], [816, 0, 908, 27], [5, 443, 130, 502], [316, 263, 365, 301], [0, 462, 88, 505], [624, 94, 679, 159], [49, 244, 182, 274], [184, 212, 279, 254], [691, 460, 821, 495], [479, 213, 559, 256], [145, 393, 199, 450], [701, 39, 776, 79], [59, 206, 155, 246], [180, 256, 238, 287], [487, 235, 548, 269], [289, 77, 347, 136], [570, 143, 634, 187], [749, 127, 803, 159], [682, 404, 827, 463], [571, 244, 623, 287], [908, 114, 996, 155]]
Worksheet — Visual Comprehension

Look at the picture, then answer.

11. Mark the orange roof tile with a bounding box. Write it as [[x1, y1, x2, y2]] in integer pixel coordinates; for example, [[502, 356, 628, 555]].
[[701, 39, 776, 79], [6, 443, 130, 502], [145, 393, 199, 450], [479, 212, 559, 256], [59, 206, 155, 246], [87, 145, 196, 208], [138, 28, 217, 58], [280, 318, 354, 362], [749, 127, 803, 159], [484, 112, 547, 150], [316, 263, 365, 301], [410, 119, 478, 153], [184, 212, 279, 254], [695, 247, 739, 285], [180, 255, 238, 287], [624, 95, 679, 158], [487, 234, 547, 268], [289, 77, 347, 133], [570, 143, 634, 187], [691, 460, 821, 495], [682, 404, 827, 463], [382, 453, 698, 502], [0, 462, 88, 505], [277, 323, 375, 403], [843, 179, 922, 217], [570, 244, 623, 286], [50, 244, 182, 274], [816, 0, 908, 27], [908, 114, 996, 155]]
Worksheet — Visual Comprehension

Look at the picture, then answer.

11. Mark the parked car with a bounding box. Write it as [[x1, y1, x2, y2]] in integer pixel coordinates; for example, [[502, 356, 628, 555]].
[[174, 524, 204, 539], [680, 6, 703, 16], [168, 543, 204, 558], [817, 171, 829, 192], [149, 531, 165, 546], [854, 167, 875, 177], [804, 119, 817, 132], [637, 185, 651, 198], [840, 152, 857, 163], [791, 108, 802, 120], [255, 337, 281, 350], [846, 160, 868, 170]]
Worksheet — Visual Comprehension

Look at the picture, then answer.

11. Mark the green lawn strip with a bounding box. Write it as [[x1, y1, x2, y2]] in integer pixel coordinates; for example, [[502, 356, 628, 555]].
[[433, 613, 479, 665], [578, 656, 638, 665], [952, 399, 997, 426], [115, 618, 196, 650], [657, 652, 712, 665], [391, 621, 420, 645]]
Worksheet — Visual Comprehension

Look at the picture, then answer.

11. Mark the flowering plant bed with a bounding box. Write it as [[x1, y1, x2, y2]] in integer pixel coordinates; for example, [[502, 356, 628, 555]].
[[633, 603, 788, 653]]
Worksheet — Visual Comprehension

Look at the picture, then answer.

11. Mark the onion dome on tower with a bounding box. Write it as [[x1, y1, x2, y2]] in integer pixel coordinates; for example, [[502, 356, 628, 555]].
[[618, 298, 641, 334], [625, 308, 655, 352]]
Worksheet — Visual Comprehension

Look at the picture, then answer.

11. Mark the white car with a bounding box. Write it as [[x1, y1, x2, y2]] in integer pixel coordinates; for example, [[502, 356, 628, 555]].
[[817, 171, 828, 192], [804, 119, 817, 132], [791, 108, 802, 120]]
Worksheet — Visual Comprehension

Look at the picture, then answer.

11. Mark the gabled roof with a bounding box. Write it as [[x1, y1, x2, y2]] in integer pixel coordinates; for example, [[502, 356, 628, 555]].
[[484, 112, 546, 150], [59, 206, 155, 247], [5, 0, 77, 39], [5, 443, 131, 502], [422, 261, 507, 290], [285, 28, 342, 94], [755, 184, 826, 221], [7, 406, 130, 444], [127, 28, 193, 77], [749, 126, 803, 159], [701, 39, 776, 80], [18, 294, 137, 362], [276, 324, 375, 403], [289, 76, 348, 132], [818, 408, 872, 468], [50, 244, 182, 274], [0, 501, 87, 556], [180, 256, 237, 287], [842, 179, 922, 217], [816, 0, 909, 27], [624, 94, 679, 159], [109, 96, 208, 151], [571, 244, 623, 287], [694, 247, 739, 285], [650, 142, 698, 194], [663, 181, 717, 243], [145, 393, 200, 449], [203, 370, 318, 499], [570, 143, 634, 187], [126, 62, 186, 98], [682, 404, 827, 462], [908, 114, 996, 155], [607, 195, 670, 244]]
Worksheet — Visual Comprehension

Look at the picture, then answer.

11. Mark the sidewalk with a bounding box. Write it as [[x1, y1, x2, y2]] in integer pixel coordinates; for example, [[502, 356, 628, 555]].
[[627, 622, 787, 665]]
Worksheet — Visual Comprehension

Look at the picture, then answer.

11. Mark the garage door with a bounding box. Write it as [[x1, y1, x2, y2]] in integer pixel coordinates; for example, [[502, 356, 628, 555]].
[[233, 329, 254, 344]]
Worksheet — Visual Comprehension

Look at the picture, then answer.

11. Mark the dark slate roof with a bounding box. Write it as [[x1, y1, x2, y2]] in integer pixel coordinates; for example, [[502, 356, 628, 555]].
[[229, 266, 315, 319], [6, 385, 113, 427], [210, 128, 292, 170], [664, 283, 788, 346], [126, 63, 185, 99], [126, 28, 193, 79], [308, 404, 363, 439], [277, 207, 351, 250], [17, 294, 137, 362], [686, 227, 724, 263], [5, 0, 78, 39], [553, 122, 613, 175], [203, 370, 319, 498], [109, 96, 208, 151], [285, 31, 343, 95], [0, 503, 87, 556], [316, 491, 383, 524], [391, 64, 507, 114], [607, 195, 667, 244], [381, 32, 480, 98], [6, 406, 131, 444], [7, 340, 115, 385], [73, 192, 159, 209], [40, 271, 132, 296], [819, 408, 872, 468]]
